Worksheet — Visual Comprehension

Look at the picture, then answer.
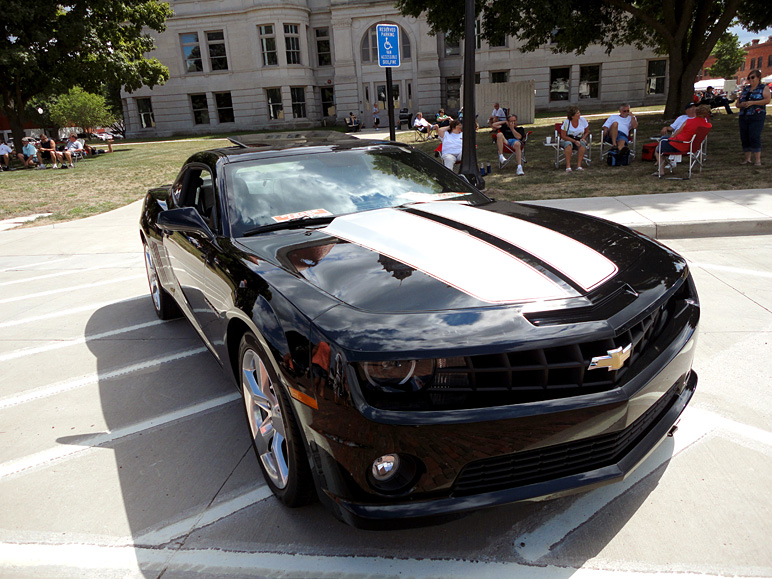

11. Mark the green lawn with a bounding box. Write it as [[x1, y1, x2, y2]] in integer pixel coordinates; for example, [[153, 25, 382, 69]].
[[1, 107, 769, 226]]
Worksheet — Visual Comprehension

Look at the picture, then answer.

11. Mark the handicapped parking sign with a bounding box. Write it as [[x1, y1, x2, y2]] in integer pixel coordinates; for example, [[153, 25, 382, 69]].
[[376, 24, 400, 67]]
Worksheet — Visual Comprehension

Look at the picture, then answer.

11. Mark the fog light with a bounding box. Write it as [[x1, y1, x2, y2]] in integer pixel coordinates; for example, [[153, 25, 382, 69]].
[[372, 454, 400, 481]]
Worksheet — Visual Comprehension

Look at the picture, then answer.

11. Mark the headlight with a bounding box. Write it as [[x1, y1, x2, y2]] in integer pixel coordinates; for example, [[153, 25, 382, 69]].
[[360, 359, 435, 393]]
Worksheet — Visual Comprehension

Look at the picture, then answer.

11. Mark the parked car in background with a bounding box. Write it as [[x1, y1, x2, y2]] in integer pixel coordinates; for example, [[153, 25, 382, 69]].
[[139, 131, 700, 528]]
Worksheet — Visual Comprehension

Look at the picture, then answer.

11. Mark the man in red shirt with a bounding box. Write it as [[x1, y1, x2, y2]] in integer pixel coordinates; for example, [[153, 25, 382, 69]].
[[654, 104, 711, 175]]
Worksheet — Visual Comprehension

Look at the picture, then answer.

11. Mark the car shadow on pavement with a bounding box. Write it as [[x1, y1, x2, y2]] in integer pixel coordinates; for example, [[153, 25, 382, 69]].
[[78, 295, 671, 575]]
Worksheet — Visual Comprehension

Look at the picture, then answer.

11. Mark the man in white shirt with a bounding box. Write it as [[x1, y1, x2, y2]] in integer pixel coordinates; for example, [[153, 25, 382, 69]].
[[57, 134, 84, 167], [489, 102, 507, 126], [660, 102, 696, 136], [413, 112, 439, 138], [0, 140, 13, 170], [602, 103, 638, 153]]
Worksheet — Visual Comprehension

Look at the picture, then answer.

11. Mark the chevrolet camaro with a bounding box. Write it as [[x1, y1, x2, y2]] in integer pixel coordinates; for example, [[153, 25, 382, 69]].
[[139, 132, 699, 528]]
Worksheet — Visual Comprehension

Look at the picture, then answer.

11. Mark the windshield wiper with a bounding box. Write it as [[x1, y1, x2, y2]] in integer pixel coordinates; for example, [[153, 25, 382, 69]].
[[242, 215, 334, 236]]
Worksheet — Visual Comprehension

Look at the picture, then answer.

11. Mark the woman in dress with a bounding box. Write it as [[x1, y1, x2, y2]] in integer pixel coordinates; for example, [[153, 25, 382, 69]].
[[737, 69, 771, 166]]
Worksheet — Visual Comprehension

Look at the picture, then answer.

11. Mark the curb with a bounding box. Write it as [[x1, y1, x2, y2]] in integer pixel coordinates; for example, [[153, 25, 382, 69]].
[[654, 218, 772, 239]]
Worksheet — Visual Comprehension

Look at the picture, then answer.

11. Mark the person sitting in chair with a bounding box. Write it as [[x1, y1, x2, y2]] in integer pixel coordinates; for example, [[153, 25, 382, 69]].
[[559, 105, 590, 172], [488, 102, 507, 126], [438, 119, 463, 170], [413, 112, 439, 137], [602, 103, 638, 154], [661, 102, 697, 136], [345, 112, 361, 132], [435, 109, 452, 127], [654, 104, 711, 175], [493, 114, 526, 175]]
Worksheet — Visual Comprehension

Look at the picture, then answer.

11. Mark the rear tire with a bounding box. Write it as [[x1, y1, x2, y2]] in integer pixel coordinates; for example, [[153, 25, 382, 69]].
[[239, 332, 315, 507], [143, 240, 181, 320]]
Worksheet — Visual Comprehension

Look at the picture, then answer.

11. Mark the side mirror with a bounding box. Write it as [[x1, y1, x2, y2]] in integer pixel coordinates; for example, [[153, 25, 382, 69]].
[[157, 207, 214, 239]]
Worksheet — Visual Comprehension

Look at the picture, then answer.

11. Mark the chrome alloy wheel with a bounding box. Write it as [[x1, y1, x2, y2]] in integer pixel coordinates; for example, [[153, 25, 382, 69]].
[[241, 348, 289, 489], [144, 243, 162, 313]]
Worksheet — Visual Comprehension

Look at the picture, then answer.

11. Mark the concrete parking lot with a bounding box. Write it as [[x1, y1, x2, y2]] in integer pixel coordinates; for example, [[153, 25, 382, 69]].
[[0, 199, 770, 578]]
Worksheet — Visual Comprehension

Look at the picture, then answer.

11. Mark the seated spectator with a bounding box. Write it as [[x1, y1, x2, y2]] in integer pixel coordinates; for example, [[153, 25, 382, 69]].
[[488, 102, 507, 126], [602, 103, 638, 154], [654, 104, 712, 174], [436, 109, 452, 127], [492, 114, 526, 175], [661, 102, 697, 136], [458, 107, 479, 131], [413, 112, 439, 137], [345, 112, 361, 132], [0, 139, 13, 170], [57, 133, 83, 167], [559, 105, 590, 172], [17, 137, 39, 168], [700, 86, 733, 114], [37, 134, 60, 169], [438, 119, 463, 170]]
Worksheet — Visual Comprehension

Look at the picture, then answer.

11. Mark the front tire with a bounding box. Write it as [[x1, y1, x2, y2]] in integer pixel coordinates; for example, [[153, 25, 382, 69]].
[[239, 332, 315, 507], [143, 240, 181, 320]]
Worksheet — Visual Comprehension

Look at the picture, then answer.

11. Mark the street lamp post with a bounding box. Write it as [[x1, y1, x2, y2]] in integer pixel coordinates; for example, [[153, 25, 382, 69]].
[[459, 0, 483, 188]]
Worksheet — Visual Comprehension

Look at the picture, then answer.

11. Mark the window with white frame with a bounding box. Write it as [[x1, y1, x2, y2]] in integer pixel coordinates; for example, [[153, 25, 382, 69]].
[[258, 25, 278, 66], [361, 25, 411, 62], [190, 94, 210, 124], [215, 92, 234, 123], [646, 60, 667, 95], [550, 67, 570, 101], [579, 65, 600, 99], [266, 88, 283, 120], [315, 28, 331, 67], [444, 34, 460, 56], [137, 98, 155, 128], [284, 24, 301, 65], [181, 33, 203, 73], [475, 20, 482, 50], [291, 87, 306, 118], [206, 31, 228, 71]]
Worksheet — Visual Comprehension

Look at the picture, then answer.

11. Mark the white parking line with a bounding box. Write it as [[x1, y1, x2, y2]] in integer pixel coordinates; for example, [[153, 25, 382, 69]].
[[0, 262, 139, 287], [0, 542, 760, 578], [513, 406, 770, 562], [689, 261, 772, 278], [0, 347, 207, 410], [0, 274, 143, 305], [0, 256, 71, 273], [0, 297, 143, 329], [0, 392, 240, 480]]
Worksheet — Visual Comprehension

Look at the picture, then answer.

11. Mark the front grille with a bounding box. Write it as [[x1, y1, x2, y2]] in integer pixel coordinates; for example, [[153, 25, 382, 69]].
[[452, 380, 682, 496]]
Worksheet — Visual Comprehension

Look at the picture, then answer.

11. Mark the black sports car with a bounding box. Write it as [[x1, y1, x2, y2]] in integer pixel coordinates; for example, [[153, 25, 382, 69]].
[[139, 132, 699, 528]]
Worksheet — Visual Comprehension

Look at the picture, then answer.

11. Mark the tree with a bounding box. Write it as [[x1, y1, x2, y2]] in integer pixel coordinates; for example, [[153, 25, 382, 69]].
[[0, 0, 173, 147], [49, 87, 117, 134], [396, 0, 772, 118], [706, 31, 746, 79]]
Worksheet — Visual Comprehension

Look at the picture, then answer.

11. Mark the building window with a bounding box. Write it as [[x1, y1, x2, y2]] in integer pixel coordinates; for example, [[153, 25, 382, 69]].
[[646, 60, 667, 95], [489, 33, 507, 48], [266, 88, 283, 120], [284, 24, 301, 65], [291, 87, 306, 118], [215, 92, 234, 123], [315, 28, 331, 67], [475, 20, 482, 50], [750, 57, 756, 69], [320, 87, 335, 117], [191, 94, 210, 124], [491, 71, 508, 83], [445, 34, 460, 56], [258, 25, 278, 66], [361, 25, 411, 62], [206, 31, 228, 71], [550, 67, 570, 101], [137, 98, 155, 129], [579, 65, 600, 99], [475, 73, 480, 84], [768, 54, 772, 67], [181, 33, 203, 73], [740, 61, 745, 71]]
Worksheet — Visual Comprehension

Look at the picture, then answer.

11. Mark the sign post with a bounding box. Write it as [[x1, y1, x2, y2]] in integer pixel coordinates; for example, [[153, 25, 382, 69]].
[[376, 24, 400, 141]]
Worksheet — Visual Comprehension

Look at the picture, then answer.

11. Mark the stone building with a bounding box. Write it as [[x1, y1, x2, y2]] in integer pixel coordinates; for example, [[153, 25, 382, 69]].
[[121, 0, 669, 137]]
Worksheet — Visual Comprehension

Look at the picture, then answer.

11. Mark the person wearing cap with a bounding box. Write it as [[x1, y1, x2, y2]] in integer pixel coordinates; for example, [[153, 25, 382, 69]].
[[660, 102, 697, 136], [17, 137, 39, 168]]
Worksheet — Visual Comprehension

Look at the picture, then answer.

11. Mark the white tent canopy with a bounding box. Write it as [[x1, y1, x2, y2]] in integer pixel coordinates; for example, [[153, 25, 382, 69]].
[[762, 75, 772, 84], [693, 79, 736, 92]]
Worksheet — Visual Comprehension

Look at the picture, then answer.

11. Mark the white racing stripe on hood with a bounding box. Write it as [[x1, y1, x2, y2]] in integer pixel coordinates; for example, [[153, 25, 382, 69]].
[[417, 201, 618, 291], [321, 208, 569, 303]]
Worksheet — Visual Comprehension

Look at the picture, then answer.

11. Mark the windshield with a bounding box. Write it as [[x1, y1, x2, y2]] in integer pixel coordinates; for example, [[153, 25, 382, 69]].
[[225, 145, 488, 237]]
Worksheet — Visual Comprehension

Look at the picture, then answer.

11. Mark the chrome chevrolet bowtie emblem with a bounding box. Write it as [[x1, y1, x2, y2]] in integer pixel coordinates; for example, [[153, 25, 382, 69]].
[[588, 344, 632, 371]]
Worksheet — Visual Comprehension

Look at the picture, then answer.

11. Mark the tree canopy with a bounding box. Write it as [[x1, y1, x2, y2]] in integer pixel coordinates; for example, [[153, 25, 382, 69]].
[[0, 0, 172, 146], [396, 0, 772, 118], [707, 31, 746, 79], [49, 87, 117, 133]]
